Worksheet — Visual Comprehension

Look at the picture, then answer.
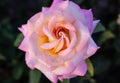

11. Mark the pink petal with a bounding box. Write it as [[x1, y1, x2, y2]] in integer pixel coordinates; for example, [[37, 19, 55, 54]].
[[56, 22, 76, 31], [74, 20, 90, 52], [58, 74, 76, 81], [18, 37, 28, 52], [25, 52, 35, 70], [81, 9, 93, 33], [34, 13, 45, 34], [50, 0, 63, 9], [42, 7, 49, 12], [43, 27, 55, 40], [52, 61, 75, 75], [29, 12, 41, 24], [25, 33, 58, 83], [40, 40, 59, 49], [83, 38, 100, 59], [72, 60, 87, 76], [58, 1, 85, 24], [18, 25, 27, 36], [54, 38, 64, 53], [35, 62, 58, 83], [64, 36, 70, 47], [59, 31, 77, 56], [65, 22, 76, 31]]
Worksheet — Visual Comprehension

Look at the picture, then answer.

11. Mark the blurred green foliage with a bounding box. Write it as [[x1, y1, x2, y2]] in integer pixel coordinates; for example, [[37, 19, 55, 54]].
[[0, 0, 120, 83]]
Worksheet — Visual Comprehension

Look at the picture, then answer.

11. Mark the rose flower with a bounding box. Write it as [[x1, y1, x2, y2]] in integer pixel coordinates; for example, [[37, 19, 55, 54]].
[[18, 0, 99, 83]]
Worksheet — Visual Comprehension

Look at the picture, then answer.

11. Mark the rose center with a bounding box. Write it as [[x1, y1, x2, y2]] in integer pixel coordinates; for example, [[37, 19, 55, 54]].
[[53, 26, 69, 39]]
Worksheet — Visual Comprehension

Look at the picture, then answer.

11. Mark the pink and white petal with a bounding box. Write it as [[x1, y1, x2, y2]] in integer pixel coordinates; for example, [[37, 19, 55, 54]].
[[58, 74, 76, 81], [52, 61, 75, 75], [29, 12, 41, 23], [18, 25, 27, 36], [64, 22, 76, 31], [74, 20, 90, 52], [40, 39, 59, 49], [72, 60, 87, 76], [43, 27, 55, 40], [34, 13, 45, 34], [81, 9, 93, 33], [50, 0, 63, 9], [58, 31, 77, 56], [42, 7, 49, 12], [54, 38, 64, 53], [35, 62, 58, 83], [18, 37, 28, 52], [58, 1, 85, 24], [83, 38, 100, 59], [25, 52, 36, 70]]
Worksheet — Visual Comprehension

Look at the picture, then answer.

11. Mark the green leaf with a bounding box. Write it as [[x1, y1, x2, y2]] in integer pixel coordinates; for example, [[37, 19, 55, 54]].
[[98, 30, 115, 45], [14, 33, 23, 47], [86, 59, 94, 76], [29, 70, 41, 83], [93, 23, 106, 33], [0, 54, 6, 61], [59, 79, 70, 83], [12, 64, 23, 80]]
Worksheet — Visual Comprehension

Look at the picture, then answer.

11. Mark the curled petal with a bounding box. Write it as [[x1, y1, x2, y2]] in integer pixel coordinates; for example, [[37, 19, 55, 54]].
[[58, 74, 76, 81], [40, 40, 59, 49], [25, 52, 35, 70], [72, 60, 87, 76], [35, 60, 58, 83], [43, 27, 55, 40], [59, 31, 77, 56], [83, 38, 100, 59], [74, 20, 90, 52], [29, 12, 41, 24], [50, 0, 63, 9], [54, 38, 64, 53], [81, 9, 93, 33], [52, 61, 75, 75], [64, 36, 70, 47], [65, 22, 76, 31], [18, 37, 28, 52], [58, 1, 85, 24]]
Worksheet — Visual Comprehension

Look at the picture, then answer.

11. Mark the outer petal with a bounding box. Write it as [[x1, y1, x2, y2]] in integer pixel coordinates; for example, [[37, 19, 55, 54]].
[[50, 0, 63, 9], [83, 38, 100, 59], [58, 74, 76, 81], [72, 60, 87, 76], [57, 1, 85, 24], [26, 51, 58, 83], [25, 52, 36, 70], [74, 20, 90, 52], [42, 7, 49, 12], [18, 37, 29, 52], [35, 63, 58, 83], [29, 12, 41, 25], [18, 22, 34, 51], [58, 61, 87, 80], [93, 20, 100, 33], [52, 61, 75, 75], [26, 33, 58, 83], [81, 9, 93, 33]]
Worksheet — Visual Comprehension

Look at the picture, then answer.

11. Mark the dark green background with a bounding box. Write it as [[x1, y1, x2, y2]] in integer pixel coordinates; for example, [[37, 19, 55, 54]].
[[0, 0, 120, 83]]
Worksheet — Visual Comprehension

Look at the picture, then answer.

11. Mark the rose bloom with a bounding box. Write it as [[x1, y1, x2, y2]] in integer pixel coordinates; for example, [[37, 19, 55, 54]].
[[18, 0, 99, 83]]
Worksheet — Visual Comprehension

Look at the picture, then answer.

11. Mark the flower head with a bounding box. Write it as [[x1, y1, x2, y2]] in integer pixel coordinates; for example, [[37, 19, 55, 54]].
[[18, 0, 99, 83]]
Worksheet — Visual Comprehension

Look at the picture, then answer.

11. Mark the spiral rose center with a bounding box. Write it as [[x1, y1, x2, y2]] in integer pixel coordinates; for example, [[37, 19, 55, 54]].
[[53, 26, 69, 39], [36, 22, 77, 57]]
